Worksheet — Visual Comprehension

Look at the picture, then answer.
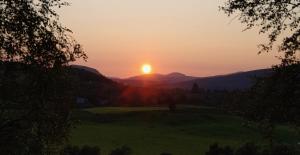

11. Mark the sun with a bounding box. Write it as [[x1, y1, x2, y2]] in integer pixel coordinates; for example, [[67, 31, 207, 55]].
[[141, 64, 152, 74]]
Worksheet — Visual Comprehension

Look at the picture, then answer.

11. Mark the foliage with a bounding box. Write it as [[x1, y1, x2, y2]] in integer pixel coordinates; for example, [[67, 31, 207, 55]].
[[221, 0, 300, 146], [235, 143, 260, 155], [60, 145, 101, 155], [205, 143, 300, 155], [160, 153, 173, 155], [239, 63, 300, 146], [109, 146, 132, 155], [221, 0, 300, 64], [0, 0, 87, 67], [0, 0, 86, 154], [205, 143, 234, 155], [191, 83, 200, 93]]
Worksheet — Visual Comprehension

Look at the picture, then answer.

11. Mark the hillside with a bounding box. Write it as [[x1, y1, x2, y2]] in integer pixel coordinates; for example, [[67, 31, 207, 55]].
[[70, 65, 121, 107], [176, 69, 272, 90], [114, 69, 273, 90]]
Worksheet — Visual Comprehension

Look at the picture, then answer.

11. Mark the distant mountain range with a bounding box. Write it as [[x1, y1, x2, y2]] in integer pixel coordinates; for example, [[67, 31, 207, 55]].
[[112, 69, 273, 90], [73, 65, 273, 90], [112, 72, 197, 87]]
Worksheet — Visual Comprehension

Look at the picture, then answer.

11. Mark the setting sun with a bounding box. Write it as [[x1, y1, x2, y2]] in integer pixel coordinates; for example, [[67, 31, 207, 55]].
[[141, 64, 152, 74]]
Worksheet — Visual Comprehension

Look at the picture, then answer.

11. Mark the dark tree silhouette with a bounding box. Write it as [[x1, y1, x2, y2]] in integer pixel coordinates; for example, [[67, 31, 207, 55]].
[[221, 0, 300, 64], [0, 0, 86, 154], [243, 63, 300, 147], [191, 83, 200, 93], [221, 0, 300, 147]]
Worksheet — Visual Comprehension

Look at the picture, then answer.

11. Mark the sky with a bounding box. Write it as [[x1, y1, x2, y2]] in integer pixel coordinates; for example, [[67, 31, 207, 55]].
[[59, 0, 281, 78]]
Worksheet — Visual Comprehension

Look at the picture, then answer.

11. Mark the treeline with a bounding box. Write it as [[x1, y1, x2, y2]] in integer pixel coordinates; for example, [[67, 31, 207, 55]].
[[60, 143, 300, 155], [115, 86, 186, 106], [113, 84, 247, 109]]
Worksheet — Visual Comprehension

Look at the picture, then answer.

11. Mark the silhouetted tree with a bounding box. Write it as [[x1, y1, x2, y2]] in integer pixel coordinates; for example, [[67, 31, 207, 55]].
[[0, 0, 86, 154], [191, 83, 200, 93], [242, 64, 300, 147], [221, 0, 300, 64], [221, 0, 300, 147]]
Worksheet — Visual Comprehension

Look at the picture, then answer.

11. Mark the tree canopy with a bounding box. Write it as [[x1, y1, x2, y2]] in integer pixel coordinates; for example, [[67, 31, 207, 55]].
[[221, 0, 300, 146], [0, 0, 87, 67], [221, 0, 300, 64], [0, 0, 86, 154]]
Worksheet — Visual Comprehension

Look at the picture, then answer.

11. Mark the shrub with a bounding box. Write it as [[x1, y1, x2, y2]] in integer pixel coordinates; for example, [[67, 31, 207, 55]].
[[205, 143, 234, 155], [80, 145, 101, 155], [205, 143, 299, 155], [61, 145, 100, 155], [109, 146, 132, 155], [235, 143, 260, 155]]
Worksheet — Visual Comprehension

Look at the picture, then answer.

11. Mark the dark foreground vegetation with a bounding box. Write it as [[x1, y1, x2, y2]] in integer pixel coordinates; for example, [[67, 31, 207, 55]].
[[59, 143, 300, 155]]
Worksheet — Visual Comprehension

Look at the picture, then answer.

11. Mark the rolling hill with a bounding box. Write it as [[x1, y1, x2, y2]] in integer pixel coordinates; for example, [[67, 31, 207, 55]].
[[70, 65, 121, 106], [113, 69, 272, 90]]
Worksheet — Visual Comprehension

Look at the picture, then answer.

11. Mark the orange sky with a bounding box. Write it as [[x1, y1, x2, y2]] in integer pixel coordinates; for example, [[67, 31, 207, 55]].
[[59, 0, 281, 78]]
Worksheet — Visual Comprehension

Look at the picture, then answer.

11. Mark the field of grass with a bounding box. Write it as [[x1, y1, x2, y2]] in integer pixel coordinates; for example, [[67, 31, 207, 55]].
[[70, 106, 299, 155]]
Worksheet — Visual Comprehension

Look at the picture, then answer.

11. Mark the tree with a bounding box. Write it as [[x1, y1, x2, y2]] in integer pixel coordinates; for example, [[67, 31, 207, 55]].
[[221, 0, 300, 64], [191, 83, 200, 93], [221, 0, 300, 146], [0, 0, 86, 154], [242, 63, 300, 146]]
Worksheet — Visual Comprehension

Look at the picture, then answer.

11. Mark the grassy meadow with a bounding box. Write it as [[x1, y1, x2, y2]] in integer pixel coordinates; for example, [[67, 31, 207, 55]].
[[70, 106, 299, 155]]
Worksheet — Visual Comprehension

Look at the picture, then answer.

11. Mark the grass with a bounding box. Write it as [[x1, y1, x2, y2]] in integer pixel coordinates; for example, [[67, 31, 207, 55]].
[[70, 106, 299, 155]]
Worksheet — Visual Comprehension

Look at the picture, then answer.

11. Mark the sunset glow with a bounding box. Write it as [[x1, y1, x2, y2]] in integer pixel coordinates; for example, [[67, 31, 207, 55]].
[[141, 64, 152, 74], [59, 0, 280, 77]]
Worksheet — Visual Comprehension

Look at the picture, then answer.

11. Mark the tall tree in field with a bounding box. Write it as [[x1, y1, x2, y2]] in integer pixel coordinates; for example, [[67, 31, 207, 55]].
[[0, 0, 86, 154], [221, 0, 300, 147]]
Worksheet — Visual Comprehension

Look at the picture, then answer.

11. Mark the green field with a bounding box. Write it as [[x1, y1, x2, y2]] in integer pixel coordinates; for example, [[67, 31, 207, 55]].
[[70, 106, 299, 155]]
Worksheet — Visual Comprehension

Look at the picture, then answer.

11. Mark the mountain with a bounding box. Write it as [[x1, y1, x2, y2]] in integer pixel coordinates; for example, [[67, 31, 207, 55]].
[[70, 65, 121, 106], [113, 69, 273, 90], [174, 69, 272, 90], [71, 65, 102, 76], [115, 72, 197, 87]]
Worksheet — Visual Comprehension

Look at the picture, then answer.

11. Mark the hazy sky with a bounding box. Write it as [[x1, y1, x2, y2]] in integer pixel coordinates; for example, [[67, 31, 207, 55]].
[[59, 0, 281, 78]]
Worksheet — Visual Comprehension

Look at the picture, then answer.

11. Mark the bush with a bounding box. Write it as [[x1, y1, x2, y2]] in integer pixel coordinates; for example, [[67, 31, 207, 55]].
[[61, 145, 100, 155], [268, 145, 299, 155], [205, 143, 234, 155], [80, 146, 101, 155], [109, 146, 132, 155], [205, 143, 299, 155], [61, 145, 80, 155], [235, 143, 260, 155]]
